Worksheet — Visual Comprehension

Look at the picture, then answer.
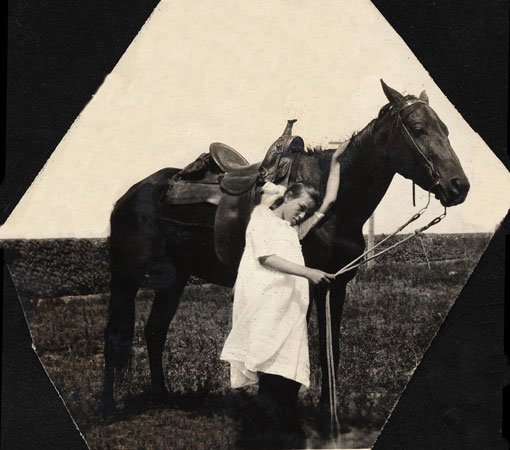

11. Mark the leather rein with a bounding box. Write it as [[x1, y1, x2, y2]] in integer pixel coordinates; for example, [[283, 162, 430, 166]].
[[334, 98, 448, 276]]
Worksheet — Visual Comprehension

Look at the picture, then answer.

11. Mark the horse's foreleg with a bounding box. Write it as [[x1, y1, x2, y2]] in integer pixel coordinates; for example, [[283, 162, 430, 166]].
[[315, 281, 347, 433], [145, 262, 189, 401]]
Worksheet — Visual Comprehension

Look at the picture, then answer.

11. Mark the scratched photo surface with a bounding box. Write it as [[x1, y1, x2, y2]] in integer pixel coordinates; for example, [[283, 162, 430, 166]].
[[3, 1, 509, 449]]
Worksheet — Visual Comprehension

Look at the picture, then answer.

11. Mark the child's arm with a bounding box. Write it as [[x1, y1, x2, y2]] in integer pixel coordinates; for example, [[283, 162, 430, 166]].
[[296, 141, 348, 239], [317, 141, 347, 214], [296, 212, 325, 240], [259, 254, 335, 286]]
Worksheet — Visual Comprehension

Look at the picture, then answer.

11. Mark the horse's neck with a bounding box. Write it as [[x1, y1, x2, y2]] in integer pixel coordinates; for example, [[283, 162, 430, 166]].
[[333, 119, 396, 229]]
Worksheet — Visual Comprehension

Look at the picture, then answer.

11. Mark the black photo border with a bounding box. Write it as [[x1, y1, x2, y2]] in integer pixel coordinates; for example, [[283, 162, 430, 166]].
[[3, 1, 508, 448]]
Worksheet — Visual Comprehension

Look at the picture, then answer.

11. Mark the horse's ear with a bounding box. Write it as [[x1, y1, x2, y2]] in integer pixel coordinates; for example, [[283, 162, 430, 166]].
[[380, 79, 405, 107], [419, 90, 429, 104]]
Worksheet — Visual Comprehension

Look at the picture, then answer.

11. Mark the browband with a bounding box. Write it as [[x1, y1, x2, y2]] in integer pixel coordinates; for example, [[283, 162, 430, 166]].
[[396, 99, 428, 112]]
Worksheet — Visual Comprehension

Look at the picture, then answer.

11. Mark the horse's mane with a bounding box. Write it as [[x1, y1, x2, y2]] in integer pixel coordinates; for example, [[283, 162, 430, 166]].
[[351, 94, 418, 147], [296, 94, 419, 173], [351, 94, 418, 148], [301, 145, 336, 174]]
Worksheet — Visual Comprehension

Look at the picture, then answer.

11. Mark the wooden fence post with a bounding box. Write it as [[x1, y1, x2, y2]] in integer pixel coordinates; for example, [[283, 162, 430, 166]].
[[367, 213, 375, 268]]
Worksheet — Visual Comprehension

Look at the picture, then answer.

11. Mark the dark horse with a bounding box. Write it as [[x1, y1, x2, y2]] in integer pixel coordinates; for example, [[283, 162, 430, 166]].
[[102, 81, 470, 420]]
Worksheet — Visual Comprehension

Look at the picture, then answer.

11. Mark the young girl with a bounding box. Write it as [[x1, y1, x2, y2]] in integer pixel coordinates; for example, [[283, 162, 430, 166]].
[[220, 144, 346, 446]]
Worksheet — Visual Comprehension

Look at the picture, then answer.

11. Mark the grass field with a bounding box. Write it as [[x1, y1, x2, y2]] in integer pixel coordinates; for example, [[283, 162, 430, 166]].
[[3, 233, 491, 449]]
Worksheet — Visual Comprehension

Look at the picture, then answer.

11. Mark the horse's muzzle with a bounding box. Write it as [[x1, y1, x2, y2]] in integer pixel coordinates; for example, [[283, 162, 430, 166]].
[[433, 177, 470, 207]]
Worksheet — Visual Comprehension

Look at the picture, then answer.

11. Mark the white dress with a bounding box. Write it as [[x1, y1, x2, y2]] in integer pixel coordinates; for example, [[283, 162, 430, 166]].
[[220, 204, 310, 388]]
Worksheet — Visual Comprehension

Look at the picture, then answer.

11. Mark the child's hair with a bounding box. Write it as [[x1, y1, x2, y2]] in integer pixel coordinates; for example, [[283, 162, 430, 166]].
[[270, 182, 320, 213]]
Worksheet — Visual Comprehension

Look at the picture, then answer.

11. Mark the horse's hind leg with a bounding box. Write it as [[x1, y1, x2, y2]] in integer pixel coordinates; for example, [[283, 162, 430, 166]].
[[145, 261, 189, 401], [102, 262, 147, 412]]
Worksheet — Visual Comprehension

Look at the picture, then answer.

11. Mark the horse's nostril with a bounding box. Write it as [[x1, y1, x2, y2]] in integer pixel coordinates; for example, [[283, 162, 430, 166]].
[[450, 177, 470, 195], [447, 177, 470, 205], [450, 178, 462, 194]]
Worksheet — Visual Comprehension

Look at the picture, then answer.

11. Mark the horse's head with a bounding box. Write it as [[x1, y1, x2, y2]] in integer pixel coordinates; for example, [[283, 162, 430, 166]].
[[381, 80, 470, 207]]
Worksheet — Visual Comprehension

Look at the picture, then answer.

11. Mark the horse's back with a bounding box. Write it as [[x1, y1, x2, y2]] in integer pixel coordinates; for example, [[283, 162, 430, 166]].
[[109, 168, 179, 259], [109, 167, 226, 278], [113, 168, 180, 216]]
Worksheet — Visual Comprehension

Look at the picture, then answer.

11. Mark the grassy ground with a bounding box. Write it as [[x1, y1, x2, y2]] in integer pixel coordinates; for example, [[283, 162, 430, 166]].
[[2, 233, 491, 299], [3, 233, 491, 448]]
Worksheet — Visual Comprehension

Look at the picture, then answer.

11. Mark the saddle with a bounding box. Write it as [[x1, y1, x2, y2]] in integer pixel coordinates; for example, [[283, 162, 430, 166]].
[[164, 119, 305, 270], [219, 120, 303, 195], [210, 142, 250, 172], [215, 120, 304, 270]]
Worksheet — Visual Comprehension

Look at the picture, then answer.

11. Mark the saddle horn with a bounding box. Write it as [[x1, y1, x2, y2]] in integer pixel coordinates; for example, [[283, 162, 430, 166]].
[[260, 119, 305, 182], [282, 119, 298, 136]]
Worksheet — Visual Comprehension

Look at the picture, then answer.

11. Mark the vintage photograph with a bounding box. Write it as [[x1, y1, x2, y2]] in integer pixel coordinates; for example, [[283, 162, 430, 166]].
[[3, 1, 509, 449]]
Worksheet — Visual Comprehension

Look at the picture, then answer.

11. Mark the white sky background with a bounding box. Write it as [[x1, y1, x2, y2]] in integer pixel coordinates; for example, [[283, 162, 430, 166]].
[[1, 0, 509, 239]]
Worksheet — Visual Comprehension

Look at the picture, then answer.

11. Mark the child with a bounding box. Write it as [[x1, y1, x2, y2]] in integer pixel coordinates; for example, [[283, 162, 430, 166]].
[[220, 144, 345, 447]]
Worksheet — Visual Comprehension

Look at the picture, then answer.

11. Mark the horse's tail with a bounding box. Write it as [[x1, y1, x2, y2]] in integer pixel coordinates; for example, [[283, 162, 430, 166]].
[[103, 167, 182, 406], [103, 247, 149, 410], [103, 187, 155, 401], [103, 233, 140, 394]]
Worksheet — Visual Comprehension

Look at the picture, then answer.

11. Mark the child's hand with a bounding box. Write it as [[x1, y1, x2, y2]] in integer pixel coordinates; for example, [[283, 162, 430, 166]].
[[260, 182, 286, 205], [305, 268, 336, 286], [333, 141, 349, 162]]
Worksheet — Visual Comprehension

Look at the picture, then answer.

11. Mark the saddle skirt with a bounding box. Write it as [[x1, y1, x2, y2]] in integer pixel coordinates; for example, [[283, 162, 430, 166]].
[[215, 157, 292, 270], [164, 180, 223, 205], [164, 134, 297, 270]]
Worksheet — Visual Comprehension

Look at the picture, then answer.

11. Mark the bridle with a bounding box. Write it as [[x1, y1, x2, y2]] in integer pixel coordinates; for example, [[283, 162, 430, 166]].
[[324, 100, 450, 435], [393, 99, 442, 194]]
